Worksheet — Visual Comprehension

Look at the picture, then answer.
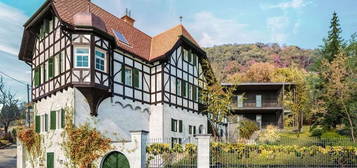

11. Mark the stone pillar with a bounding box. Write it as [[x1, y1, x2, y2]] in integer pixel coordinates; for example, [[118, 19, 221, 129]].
[[129, 130, 149, 168], [17, 138, 25, 168], [196, 134, 211, 168]]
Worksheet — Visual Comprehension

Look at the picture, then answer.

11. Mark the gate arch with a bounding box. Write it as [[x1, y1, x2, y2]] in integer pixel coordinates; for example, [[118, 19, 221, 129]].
[[101, 151, 130, 168]]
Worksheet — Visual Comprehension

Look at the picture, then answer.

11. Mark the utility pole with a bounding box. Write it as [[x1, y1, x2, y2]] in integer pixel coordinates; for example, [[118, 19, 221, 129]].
[[27, 84, 30, 127]]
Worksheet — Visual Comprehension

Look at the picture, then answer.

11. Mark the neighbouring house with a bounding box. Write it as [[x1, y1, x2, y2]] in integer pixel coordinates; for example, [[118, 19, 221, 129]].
[[223, 83, 295, 141], [17, 0, 216, 167]]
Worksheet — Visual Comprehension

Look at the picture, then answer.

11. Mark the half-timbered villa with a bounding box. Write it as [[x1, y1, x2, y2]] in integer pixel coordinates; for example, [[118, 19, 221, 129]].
[[17, 0, 214, 167]]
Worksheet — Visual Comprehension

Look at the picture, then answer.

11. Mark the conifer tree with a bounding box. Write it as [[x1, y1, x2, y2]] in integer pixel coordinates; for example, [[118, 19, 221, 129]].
[[321, 12, 343, 62]]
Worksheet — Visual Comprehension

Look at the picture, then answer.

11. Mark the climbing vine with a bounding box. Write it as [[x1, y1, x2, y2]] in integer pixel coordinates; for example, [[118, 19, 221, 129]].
[[61, 107, 112, 168], [17, 126, 43, 167]]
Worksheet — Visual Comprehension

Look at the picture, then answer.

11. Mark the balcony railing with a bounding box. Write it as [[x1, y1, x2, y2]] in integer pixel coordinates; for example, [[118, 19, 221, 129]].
[[231, 98, 281, 109]]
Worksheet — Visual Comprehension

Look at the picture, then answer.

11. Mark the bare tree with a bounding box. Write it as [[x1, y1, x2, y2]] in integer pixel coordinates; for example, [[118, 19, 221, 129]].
[[0, 77, 21, 134]]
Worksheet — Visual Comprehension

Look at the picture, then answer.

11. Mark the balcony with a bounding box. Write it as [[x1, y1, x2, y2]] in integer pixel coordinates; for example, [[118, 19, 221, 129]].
[[230, 95, 283, 111]]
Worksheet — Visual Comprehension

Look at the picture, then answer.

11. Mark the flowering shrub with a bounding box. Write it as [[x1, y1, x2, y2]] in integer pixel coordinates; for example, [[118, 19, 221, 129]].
[[237, 119, 259, 139], [258, 125, 280, 144], [61, 108, 112, 168]]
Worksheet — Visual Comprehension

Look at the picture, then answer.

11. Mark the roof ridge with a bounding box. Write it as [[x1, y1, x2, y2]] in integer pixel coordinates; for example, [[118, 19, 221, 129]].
[[152, 24, 183, 38]]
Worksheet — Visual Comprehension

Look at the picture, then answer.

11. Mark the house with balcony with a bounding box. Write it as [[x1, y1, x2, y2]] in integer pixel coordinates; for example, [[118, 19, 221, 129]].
[[223, 83, 295, 130]]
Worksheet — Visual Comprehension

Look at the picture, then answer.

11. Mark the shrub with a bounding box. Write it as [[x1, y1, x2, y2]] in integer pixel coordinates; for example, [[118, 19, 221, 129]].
[[310, 128, 325, 137], [258, 125, 280, 144], [237, 119, 259, 139]]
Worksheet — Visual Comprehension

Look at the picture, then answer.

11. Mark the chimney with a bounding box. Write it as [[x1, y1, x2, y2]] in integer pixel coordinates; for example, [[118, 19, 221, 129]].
[[121, 9, 135, 26]]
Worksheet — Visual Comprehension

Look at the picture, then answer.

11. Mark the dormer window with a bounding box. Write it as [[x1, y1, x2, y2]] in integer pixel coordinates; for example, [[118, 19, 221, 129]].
[[74, 47, 90, 68], [95, 49, 106, 72]]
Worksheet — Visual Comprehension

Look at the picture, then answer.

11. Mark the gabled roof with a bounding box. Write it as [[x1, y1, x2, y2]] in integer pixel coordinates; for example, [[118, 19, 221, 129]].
[[20, 0, 202, 62]]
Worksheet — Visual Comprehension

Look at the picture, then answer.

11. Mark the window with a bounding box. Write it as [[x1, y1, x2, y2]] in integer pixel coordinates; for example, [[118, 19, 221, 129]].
[[188, 50, 192, 63], [256, 95, 262, 107], [179, 120, 183, 133], [48, 57, 54, 79], [238, 95, 243, 108], [176, 79, 181, 96], [45, 114, 48, 131], [193, 126, 196, 135], [183, 48, 188, 61], [189, 125, 193, 134], [61, 109, 65, 128], [121, 66, 140, 87], [193, 86, 197, 101], [74, 48, 90, 68], [34, 67, 41, 87], [171, 119, 177, 132], [95, 50, 106, 72]]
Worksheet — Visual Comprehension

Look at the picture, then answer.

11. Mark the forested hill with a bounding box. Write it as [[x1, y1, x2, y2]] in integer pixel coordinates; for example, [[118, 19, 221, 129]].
[[204, 43, 319, 82]]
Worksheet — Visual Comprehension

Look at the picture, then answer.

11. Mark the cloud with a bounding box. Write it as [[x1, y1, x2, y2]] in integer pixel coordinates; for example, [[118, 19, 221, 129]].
[[268, 0, 310, 9], [266, 16, 290, 43], [0, 3, 27, 56], [187, 11, 266, 47]]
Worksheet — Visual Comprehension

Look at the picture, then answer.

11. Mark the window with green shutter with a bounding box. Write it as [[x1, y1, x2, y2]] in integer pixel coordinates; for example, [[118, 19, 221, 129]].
[[45, 114, 48, 131], [50, 111, 56, 130], [133, 68, 139, 88], [35, 116, 40, 133], [47, 152, 54, 168], [193, 126, 196, 135], [179, 120, 183, 133], [48, 57, 54, 79], [61, 109, 65, 128], [34, 67, 41, 87]]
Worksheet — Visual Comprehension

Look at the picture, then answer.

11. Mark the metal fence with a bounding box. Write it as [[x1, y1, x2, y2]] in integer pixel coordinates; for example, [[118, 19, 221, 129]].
[[146, 138, 197, 168], [210, 137, 357, 168]]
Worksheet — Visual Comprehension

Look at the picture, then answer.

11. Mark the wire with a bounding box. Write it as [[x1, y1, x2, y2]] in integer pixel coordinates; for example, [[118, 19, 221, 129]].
[[0, 70, 29, 86]]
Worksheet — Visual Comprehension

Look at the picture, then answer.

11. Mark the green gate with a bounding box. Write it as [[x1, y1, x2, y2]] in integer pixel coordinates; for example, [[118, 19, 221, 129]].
[[102, 151, 130, 168]]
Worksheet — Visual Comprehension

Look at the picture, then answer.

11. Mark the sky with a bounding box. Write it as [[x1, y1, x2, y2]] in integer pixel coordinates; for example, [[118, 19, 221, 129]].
[[0, 0, 357, 101]]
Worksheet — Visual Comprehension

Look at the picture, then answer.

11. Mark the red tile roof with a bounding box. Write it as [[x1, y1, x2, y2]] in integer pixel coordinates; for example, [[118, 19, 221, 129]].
[[51, 0, 200, 61]]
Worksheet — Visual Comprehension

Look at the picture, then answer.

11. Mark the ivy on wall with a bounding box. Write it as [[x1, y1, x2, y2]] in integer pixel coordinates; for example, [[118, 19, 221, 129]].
[[60, 107, 112, 168], [17, 126, 43, 168]]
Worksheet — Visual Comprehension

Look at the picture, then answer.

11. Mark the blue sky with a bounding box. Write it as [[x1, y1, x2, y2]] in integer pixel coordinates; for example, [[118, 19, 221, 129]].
[[0, 0, 356, 101]]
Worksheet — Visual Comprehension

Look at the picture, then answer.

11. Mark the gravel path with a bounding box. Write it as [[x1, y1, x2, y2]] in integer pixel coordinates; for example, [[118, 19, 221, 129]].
[[0, 144, 16, 168]]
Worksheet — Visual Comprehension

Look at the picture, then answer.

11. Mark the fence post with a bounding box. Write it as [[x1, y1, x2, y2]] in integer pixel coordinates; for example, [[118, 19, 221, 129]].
[[196, 134, 211, 168], [130, 130, 149, 168], [17, 138, 25, 168]]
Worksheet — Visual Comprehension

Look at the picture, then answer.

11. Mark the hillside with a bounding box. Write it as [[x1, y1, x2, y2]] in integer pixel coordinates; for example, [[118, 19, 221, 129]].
[[204, 43, 319, 82]]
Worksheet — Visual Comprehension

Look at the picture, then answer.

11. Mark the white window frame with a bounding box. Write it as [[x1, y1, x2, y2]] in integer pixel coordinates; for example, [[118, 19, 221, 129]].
[[125, 66, 133, 86], [95, 48, 106, 72], [238, 95, 243, 108], [256, 94, 262, 107], [74, 47, 90, 68]]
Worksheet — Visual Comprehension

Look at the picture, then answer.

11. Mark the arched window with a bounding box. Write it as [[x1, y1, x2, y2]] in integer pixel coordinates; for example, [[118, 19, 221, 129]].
[[101, 151, 130, 168]]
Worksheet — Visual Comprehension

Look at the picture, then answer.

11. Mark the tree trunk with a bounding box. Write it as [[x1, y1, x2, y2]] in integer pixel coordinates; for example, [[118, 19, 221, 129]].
[[342, 102, 355, 142], [4, 122, 9, 134]]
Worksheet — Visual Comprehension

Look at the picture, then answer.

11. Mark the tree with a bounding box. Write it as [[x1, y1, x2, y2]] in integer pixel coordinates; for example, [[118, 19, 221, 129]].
[[272, 67, 310, 132], [321, 12, 344, 63], [320, 52, 356, 142], [0, 77, 21, 134], [200, 60, 234, 139], [232, 62, 277, 83]]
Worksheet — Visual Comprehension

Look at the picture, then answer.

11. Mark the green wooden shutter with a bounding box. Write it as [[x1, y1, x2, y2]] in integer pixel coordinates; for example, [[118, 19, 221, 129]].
[[193, 86, 197, 101], [47, 152, 54, 168], [34, 67, 41, 87], [171, 119, 175, 132], [48, 57, 54, 79], [193, 54, 197, 66], [188, 50, 192, 63], [182, 81, 186, 97], [193, 126, 196, 134], [133, 68, 139, 88], [179, 120, 183, 133], [50, 111, 56, 130], [61, 109, 65, 128], [35, 116, 40, 133], [121, 65, 125, 84], [45, 114, 48, 131]]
